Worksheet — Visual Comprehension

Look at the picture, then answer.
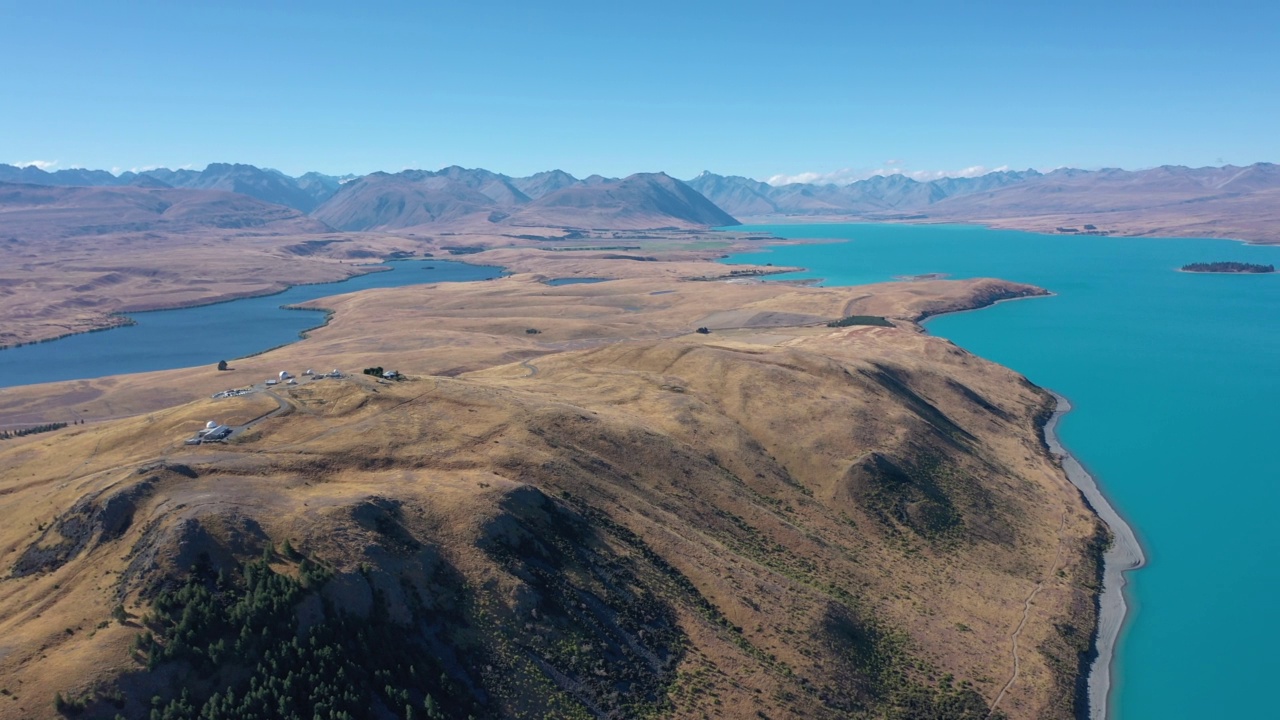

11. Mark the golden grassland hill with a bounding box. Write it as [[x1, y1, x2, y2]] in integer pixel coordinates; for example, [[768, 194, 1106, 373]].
[[0, 274, 1039, 427], [0, 274, 1102, 720]]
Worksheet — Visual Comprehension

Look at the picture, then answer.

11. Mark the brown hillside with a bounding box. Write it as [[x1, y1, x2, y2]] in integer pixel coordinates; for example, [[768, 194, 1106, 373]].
[[0, 275, 1100, 720]]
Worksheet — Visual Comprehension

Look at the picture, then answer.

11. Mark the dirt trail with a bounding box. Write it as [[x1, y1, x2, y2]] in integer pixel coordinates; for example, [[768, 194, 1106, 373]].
[[988, 509, 1069, 717], [223, 390, 293, 441]]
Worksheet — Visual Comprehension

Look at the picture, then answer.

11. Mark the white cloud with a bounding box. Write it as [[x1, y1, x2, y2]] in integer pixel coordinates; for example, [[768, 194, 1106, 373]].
[[891, 165, 1011, 182], [11, 159, 58, 170], [125, 164, 192, 173], [766, 164, 1011, 186], [766, 168, 865, 186]]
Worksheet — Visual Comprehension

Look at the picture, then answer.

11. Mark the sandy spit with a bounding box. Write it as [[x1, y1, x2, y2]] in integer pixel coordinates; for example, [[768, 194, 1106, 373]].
[[1044, 392, 1145, 720]]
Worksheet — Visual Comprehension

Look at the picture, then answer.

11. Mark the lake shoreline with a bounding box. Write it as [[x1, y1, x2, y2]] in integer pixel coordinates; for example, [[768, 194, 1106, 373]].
[[0, 257, 506, 353], [720, 223, 1280, 717], [915, 287, 1053, 323], [1043, 392, 1145, 720], [0, 258, 506, 389], [731, 215, 1280, 246], [740, 237, 1129, 718], [0, 262, 390, 352], [917, 293, 1138, 720]]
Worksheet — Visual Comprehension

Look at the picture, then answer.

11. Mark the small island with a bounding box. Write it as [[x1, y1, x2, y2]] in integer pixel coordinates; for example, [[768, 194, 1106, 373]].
[[1180, 261, 1275, 274]]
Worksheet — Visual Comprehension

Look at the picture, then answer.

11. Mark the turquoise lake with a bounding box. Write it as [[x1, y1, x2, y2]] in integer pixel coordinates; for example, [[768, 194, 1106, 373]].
[[0, 259, 503, 389], [723, 224, 1280, 720]]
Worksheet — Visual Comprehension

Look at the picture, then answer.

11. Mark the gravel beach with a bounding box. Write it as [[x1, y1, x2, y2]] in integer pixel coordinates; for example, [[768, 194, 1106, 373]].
[[1046, 392, 1146, 720]]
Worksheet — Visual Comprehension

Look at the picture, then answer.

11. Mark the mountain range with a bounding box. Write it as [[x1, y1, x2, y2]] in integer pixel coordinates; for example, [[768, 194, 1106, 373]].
[[0, 182, 326, 240], [687, 163, 1280, 242], [686, 164, 1280, 217], [0, 163, 352, 213], [0, 163, 738, 231], [308, 168, 737, 231], [3, 161, 1278, 240]]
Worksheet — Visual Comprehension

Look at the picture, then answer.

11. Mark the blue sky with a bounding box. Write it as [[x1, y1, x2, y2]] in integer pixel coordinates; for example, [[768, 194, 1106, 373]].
[[2, 1, 1276, 182]]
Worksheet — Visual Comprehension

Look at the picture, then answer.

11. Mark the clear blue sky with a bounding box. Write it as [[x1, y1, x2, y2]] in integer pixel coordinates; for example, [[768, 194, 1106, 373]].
[[2, 1, 1276, 182]]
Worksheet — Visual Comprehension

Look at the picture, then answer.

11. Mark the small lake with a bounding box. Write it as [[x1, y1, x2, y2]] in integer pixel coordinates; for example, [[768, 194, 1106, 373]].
[[0, 259, 503, 388], [723, 223, 1280, 720]]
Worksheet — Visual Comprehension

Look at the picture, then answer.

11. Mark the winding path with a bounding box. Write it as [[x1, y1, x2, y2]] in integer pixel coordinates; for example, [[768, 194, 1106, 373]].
[[224, 390, 294, 440], [988, 509, 1069, 717]]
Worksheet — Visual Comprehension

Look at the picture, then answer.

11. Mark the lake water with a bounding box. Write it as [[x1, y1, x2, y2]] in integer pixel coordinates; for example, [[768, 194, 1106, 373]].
[[723, 223, 1280, 720], [0, 259, 503, 388]]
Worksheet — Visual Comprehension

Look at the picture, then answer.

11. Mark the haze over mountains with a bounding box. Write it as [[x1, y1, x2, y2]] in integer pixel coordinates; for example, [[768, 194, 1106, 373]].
[[3, 160, 1278, 240]]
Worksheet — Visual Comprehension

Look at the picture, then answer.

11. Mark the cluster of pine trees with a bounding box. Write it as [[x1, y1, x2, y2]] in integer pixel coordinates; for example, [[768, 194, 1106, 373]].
[[1, 421, 68, 440], [120, 550, 470, 720], [827, 315, 893, 328]]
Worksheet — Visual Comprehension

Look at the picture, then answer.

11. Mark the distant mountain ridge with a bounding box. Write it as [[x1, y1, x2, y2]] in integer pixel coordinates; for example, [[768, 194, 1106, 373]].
[[505, 172, 737, 229], [0, 163, 357, 213], [686, 168, 1045, 216], [0, 163, 738, 231], [310, 170, 504, 230], [4, 160, 1278, 238], [687, 163, 1280, 219], [0, 182, 327, 239], [311, 168, 734, 231]]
